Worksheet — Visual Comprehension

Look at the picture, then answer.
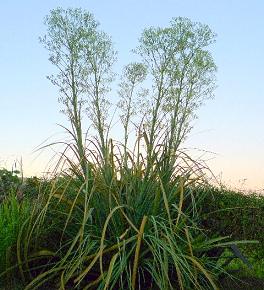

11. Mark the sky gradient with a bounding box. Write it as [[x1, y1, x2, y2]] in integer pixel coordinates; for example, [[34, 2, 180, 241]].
[[1, 0, 263, 192]]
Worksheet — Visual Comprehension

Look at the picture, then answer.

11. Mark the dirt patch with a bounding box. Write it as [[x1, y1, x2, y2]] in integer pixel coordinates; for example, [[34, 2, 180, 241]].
[[218, 275, 264, 290]]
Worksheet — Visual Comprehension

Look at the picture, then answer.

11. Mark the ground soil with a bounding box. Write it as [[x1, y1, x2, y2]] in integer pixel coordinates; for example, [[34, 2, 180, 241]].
[[218, 275, 264, 290]]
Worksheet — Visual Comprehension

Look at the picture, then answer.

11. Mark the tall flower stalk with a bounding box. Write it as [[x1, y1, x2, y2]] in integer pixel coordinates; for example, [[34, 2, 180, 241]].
[[132, 17, 217, 177], [40, 8, 117, 175]]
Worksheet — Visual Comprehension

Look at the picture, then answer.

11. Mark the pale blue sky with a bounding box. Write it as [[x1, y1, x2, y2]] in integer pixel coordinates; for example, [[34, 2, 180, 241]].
[[1, 0, 263, 191]]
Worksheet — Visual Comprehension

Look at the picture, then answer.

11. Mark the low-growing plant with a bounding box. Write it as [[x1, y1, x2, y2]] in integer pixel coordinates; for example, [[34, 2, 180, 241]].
[[0, 193, 32, 281]]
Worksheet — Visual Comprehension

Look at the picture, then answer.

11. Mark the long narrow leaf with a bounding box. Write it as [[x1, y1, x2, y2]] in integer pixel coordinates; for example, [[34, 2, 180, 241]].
[[132, 215, 147, 289]]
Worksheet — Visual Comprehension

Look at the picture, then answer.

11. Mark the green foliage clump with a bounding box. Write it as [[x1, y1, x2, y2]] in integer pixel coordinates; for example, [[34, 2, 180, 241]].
[[0, 193, 32, 273], [200, 187, 264, 279], [0, 168, 21, 197], [201, 188, 264, 247], [8, 144, 249, 290]]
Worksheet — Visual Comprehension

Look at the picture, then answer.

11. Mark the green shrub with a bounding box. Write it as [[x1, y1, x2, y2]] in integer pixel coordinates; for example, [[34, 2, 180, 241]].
[[200, 188, 264, 243], [200, 187, 264, 271], [0, 168, 21, 198]]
